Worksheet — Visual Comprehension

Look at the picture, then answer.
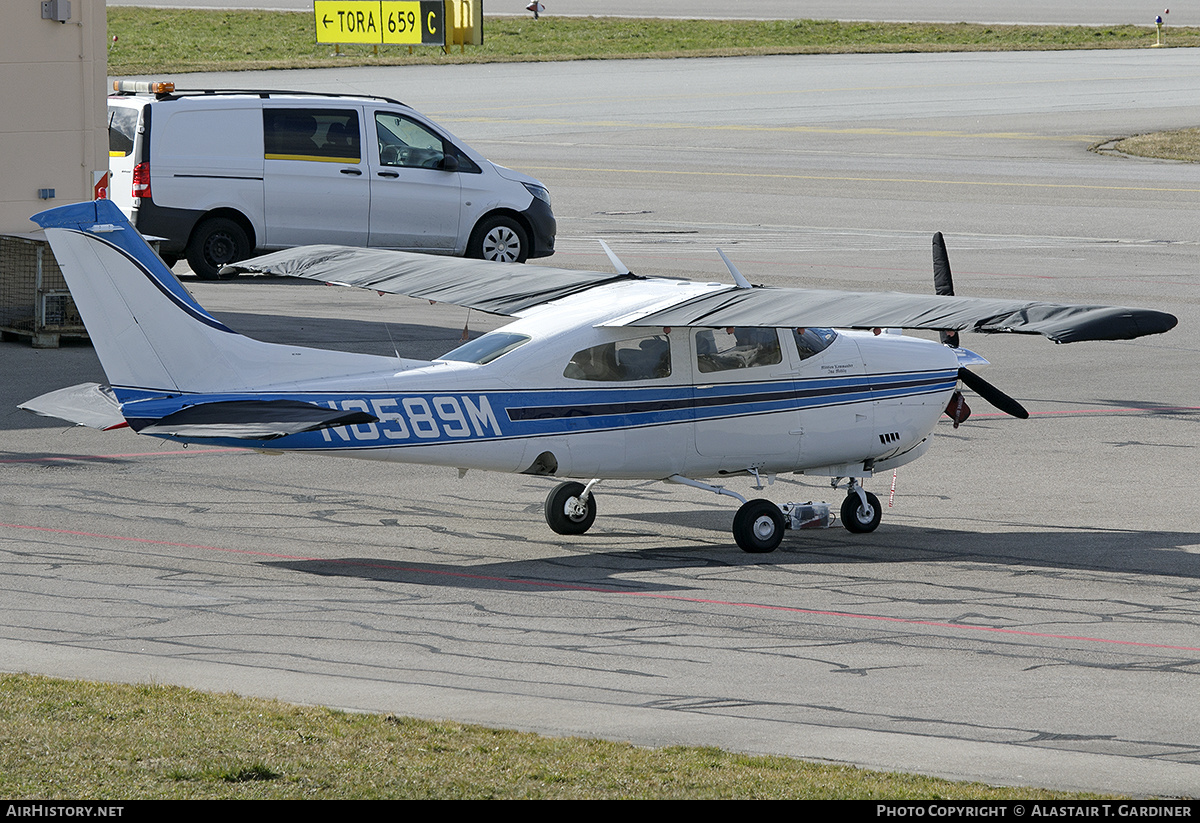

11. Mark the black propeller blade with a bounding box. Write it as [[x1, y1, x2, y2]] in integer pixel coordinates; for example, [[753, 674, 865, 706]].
[[958, 367, 1029, 419], [932, 231, 960, 348]]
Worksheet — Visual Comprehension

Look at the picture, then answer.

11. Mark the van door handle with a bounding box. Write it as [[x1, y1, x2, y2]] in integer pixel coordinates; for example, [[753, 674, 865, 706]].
[[340, 168, 362, 175], [377, 171, 399, 178]]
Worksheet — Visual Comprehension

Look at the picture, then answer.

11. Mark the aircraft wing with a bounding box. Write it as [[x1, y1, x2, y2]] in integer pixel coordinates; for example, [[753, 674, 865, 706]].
[[226, 246, 1176, 344], [222, 246, 641, 316], [605, 286, 1178, 344]]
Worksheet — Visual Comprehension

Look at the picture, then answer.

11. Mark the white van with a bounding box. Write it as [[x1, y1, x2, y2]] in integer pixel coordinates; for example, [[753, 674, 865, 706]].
[[107, 82, 556, 279]]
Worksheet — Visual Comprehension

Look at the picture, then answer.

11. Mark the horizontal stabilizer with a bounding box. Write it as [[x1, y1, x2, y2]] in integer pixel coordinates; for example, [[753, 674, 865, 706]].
[[131, 399, 378, 440], [19, 383, 126, 430]]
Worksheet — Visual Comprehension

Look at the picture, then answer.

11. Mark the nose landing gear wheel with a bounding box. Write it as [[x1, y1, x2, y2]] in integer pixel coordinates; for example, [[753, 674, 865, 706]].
[[841, 491, 882, 533], [733, 499, 785, 553], [544, 481, 597, 535]]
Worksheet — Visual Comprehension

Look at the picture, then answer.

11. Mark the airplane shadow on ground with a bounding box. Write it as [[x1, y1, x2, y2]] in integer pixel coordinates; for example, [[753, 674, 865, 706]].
[[266, 514, 1200, 594]]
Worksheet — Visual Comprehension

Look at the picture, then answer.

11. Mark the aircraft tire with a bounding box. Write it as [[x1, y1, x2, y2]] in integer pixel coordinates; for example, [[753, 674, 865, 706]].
[[544, 481, 596, 535], [841, 491, 882, 533], [733, 499, 784, 553]]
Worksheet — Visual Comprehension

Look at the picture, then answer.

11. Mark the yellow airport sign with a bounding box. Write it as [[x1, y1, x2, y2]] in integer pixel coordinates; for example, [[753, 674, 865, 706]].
[[447, 0, 483, 47], [315, 1, 445, 46]]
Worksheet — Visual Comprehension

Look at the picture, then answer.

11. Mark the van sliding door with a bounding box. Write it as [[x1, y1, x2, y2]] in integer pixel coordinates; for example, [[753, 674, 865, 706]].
[[262, 107, 369, 248]]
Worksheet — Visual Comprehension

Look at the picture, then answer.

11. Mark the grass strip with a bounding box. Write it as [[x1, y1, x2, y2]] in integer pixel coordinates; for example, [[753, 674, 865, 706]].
[[1111, 128, 1200, 162], [0, 673, 1118, 799], [106, 10, 1200, 76]]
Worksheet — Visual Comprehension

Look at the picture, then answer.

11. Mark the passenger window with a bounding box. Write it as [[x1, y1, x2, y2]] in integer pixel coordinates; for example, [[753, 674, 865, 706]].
[[564, 334, 672, 382], [793, 327, 838, 360], [695, 328, 782, 373], [264, 109, 361, 163]]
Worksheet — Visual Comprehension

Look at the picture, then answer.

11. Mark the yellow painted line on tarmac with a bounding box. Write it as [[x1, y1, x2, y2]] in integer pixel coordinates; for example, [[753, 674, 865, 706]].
[[450, 117, 1101, 142], [436, 71, 1200, 118], [521, 164, 1200, 194]]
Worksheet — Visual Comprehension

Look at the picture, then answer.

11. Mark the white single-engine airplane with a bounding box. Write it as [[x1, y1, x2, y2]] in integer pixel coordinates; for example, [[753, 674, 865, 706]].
[[23, 201, 1177, 552]]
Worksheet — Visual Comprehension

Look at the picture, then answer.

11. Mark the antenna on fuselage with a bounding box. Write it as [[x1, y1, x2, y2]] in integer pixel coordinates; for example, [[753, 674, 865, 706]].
[[598, 240, 632, 275], [716, 248, 753, 290]]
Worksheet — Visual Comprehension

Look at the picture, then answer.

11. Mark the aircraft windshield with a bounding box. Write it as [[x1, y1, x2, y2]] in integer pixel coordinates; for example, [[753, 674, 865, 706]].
[[794, 327, 837, 360], [439, 332, 530, 365]]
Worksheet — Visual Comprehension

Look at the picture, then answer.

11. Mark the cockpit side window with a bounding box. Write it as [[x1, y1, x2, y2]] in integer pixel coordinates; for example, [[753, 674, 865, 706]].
[[695, 327, 782, 373], [793, 327, 838, 360], [440, 332, 530, 365], [564, 334, 672, 382]]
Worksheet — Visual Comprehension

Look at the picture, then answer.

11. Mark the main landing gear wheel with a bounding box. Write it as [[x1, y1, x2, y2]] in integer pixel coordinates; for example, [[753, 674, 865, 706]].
[[733, 499, 785, 553], [841, 491, 882, 533], [544, 481, 597, 535]]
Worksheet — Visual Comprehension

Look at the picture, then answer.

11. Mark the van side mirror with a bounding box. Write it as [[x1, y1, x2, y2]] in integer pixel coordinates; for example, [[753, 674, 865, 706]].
[[440, 154, 459, 172]]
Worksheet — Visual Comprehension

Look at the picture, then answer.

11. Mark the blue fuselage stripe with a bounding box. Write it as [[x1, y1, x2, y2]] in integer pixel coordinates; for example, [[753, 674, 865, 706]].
[[114, 369, 957, 450]]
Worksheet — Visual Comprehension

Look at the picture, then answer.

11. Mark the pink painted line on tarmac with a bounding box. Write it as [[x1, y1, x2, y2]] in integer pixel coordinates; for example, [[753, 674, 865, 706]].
[[0, 448, 244, 464], [4, 521, 1198, 654]]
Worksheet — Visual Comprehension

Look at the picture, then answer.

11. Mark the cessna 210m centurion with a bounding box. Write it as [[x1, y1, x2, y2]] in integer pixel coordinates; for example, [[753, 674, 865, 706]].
[[25, 201, 1177, 552]]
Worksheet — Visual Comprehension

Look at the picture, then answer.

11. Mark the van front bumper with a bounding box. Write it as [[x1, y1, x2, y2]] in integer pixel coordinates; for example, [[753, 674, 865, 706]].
[[522, 197, 556, 259]]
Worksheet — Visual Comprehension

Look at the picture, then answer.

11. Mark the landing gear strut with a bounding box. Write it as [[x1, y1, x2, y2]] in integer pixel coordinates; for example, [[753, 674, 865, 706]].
[[541, 475, 882, 551]]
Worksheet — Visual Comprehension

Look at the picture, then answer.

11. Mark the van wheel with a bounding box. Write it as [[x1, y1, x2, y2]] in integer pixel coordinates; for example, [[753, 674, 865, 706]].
[[469, 216, 528, 264], [186, 218, 249, 280]]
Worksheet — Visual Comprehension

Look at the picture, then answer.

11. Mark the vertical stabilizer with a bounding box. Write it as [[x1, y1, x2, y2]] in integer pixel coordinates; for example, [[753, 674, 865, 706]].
[[30, 201, 404, 395]]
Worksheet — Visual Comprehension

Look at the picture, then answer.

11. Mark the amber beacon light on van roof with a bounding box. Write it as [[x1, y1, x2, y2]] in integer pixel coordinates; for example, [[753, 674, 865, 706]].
[[112, 81, 175, 95]]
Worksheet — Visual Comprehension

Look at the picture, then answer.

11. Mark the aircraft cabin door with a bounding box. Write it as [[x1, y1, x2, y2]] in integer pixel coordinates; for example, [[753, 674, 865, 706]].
[[690, 328, 803, 474], [788, 329, 874, 469]]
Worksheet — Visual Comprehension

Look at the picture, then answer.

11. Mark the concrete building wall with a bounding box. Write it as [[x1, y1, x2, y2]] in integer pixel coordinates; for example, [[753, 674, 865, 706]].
[[1, 1, 108, 235]]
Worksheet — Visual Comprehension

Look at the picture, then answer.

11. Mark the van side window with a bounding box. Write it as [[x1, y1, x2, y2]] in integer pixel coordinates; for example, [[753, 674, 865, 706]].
[[108, 106, 139, 157], [264, 109, 361, 163], [695, 328, 782, 373], [375, 112, 449, 169], [564, 334, 672, 382]]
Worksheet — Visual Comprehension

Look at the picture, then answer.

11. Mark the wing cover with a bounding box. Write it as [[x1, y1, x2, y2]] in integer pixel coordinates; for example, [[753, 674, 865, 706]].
[[610, 287, 1177, 344], [130, 400, 378, 440], [19, 382, 125, 430], [223, 246, 641, 316], [225, 245, 1176, 344]]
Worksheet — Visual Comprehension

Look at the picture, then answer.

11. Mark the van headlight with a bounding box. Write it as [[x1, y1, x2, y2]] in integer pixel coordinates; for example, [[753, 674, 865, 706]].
[[523, 183, 551, 208]]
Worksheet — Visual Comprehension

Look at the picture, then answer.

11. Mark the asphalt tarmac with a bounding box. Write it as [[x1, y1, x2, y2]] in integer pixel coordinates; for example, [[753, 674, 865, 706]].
[[3, 50, 1200, 795]]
